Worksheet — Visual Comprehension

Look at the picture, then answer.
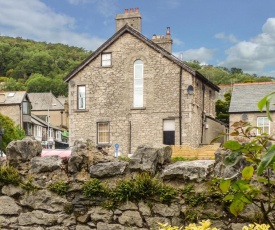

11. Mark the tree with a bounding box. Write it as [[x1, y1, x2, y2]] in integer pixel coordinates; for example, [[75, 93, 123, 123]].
[[215, 92, 231, 124], [0, 113, 25, 151]]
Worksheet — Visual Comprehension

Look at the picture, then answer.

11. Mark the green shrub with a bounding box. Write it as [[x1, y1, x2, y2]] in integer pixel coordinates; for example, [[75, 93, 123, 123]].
[[109, 179, 135, 203], [20, 177, 38, 192], [0, 165, 21, 186], [82, 178, 106, 198], [49, 181, 70, 196], [118, 156, 131, 162], [157, 184, 177, 204], [171, 156, 198, 163]]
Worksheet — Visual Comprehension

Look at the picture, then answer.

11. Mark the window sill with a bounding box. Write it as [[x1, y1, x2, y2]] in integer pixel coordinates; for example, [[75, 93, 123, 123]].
[[96, 144, 111, 148], [74, 109, 89, 113], [101, 65, 113, 68], [131, 107, 146, 110]]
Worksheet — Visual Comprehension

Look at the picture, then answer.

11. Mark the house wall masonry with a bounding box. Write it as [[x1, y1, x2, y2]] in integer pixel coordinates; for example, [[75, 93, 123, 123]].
[[68, 32, 216, 154], [0, 105, 21, 126]]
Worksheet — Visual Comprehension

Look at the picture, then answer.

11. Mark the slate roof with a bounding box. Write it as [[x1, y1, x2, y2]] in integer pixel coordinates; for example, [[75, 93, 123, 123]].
[[28, 92, 64, 111], [64, 24, 219, 92], [31, 114, 62, 130], [0, 91, 28, 104], [229, 82, 275, 113]]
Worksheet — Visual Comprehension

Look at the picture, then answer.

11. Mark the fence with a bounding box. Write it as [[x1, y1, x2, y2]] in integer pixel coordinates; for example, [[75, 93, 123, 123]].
[[171, 143, 220, 160]]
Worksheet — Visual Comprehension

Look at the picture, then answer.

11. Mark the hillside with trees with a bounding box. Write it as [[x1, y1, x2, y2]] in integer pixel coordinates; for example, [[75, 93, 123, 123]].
[[184, 61, 274, 85], [0, 36, 274, 98], [0, 36, 91, 96]]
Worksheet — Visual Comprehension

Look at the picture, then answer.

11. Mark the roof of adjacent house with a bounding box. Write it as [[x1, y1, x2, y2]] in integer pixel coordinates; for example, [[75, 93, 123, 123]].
[[64, 24, 220, 92], [0, 91, 28, 105], [31, 114, 62, 130], [28, 92, 64, 111], [229, 82, 275, 113]]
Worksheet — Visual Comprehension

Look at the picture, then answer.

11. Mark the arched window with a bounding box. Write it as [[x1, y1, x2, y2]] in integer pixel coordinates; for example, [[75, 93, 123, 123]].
[[133, 60, 143, 107]]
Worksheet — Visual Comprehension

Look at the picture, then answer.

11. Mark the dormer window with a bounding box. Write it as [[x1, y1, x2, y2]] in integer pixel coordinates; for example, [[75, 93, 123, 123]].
[[102, 53, 112, 67]]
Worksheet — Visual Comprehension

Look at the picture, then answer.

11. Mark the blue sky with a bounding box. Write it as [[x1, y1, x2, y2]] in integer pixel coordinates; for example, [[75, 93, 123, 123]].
[[0, 0, 275, 77]]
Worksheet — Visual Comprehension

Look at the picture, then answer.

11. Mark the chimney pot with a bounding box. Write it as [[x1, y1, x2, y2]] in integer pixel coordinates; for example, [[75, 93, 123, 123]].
[[135, 8, 139, 12], [125, 9, 129, 14], [166, 27, 171, 38], [130, 8, 133, 13]]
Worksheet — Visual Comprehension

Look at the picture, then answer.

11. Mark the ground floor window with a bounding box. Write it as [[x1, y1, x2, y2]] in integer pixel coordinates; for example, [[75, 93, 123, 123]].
[[97, 122, 110, 144], [257, 117, 270, 135], [163, 119, 175, 145]]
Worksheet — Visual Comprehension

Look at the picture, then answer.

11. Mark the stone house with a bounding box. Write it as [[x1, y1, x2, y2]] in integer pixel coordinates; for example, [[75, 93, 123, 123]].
[[0, 91, 32, 135], [64, 8, 224, 154], [229, 82, 275, 136], [28, 92, 68, 130]]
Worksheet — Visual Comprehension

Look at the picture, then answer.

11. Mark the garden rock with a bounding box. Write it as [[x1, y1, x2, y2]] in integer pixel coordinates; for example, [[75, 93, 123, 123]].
[[2, 184, 24, 196], [6, 136, 42, 164], [118, 210, 143, 227], [129, 144, 172, 174], [18, 210, 58, 226], [31, 156, 62, 173], [90, 161, 128, 177], [20, 189, 69, 212], [0, 196, 22, 215], [161, 160, 215, 181]]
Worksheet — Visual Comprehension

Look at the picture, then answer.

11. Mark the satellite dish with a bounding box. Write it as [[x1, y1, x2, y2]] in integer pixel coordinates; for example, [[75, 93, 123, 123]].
[[70, 80, 75, 87], [187, 85, 194, 95], [241, 114, 248, 121]]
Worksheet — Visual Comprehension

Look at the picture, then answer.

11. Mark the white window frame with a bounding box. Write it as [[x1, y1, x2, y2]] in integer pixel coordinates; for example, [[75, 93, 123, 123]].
[[101, 53, 112, 67], [133, 60, 143, 108], [36, 126, 42, 137], [257, 117, 270, 135], [78, 85, 86, 110], [49, 128, 53, 138], [56, 131, 61, 141], [97, 122, 110, 144]]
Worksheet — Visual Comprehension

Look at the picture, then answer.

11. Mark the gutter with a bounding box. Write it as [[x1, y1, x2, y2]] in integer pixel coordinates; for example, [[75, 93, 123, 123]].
[[201, 84, 205, 144], [179, 67, 182, 145]]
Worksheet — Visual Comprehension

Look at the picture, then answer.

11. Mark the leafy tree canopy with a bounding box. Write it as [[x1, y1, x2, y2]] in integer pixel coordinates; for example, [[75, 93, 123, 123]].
[[0, 113, 25, 151], [0, 36, 91, 96]]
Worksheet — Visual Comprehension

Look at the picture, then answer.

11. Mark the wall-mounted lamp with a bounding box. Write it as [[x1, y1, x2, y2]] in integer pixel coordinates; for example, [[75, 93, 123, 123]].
[[187, 85, 194, 95]]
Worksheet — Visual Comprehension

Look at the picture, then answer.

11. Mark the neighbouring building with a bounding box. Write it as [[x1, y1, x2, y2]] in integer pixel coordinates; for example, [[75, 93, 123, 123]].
[[28, 92, 68, 130], [229, 82, 275, 136], [0, 91, 32, 135], [64, 8, 225, 155]]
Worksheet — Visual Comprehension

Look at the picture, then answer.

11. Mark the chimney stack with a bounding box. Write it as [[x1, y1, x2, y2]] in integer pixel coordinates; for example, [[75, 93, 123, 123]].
[[152, 27, 173, 53], [115, 8, 142, 32]]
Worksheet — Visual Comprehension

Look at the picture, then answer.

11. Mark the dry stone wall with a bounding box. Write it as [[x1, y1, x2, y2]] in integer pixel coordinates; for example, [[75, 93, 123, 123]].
[[0, 138, 269, 229]]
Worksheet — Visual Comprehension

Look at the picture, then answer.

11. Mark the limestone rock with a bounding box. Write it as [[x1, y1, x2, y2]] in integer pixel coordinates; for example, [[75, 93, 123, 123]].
[[214, 148, 249, 179], [76, 225, 93, 230], [97, 222, 125, 230], [119, 201, 138, 210], [6, 136, 42, 164], [68, 139, 116, 173], [118, 210, 143, 227], [145, 217, 171, 229], [90, 161, 128, 178], [0, 196, 22, 215], [0, 215, 18, 227], [31, 156, 62, 173], [138, 201, 151, 216], [89, 206, 113, 223], [20, 189, 69, 212], [129, 144, 172, 174], [161, 160, 215, 181], [18, 210, 58, 226], [2, 184, 24, 196], [152, 203, 180, 217]]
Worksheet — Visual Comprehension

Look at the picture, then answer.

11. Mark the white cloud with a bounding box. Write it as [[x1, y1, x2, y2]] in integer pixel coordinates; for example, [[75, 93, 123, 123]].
[[173, 38, 184, 46], [219, 18, 275, 77], [215, 33, 239, 43], [0, 0, 105, 50], [174, 47, 215, 64]]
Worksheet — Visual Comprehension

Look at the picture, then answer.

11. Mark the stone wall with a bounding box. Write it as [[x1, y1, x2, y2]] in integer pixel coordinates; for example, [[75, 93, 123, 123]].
[[0, 138, 263, 230]]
